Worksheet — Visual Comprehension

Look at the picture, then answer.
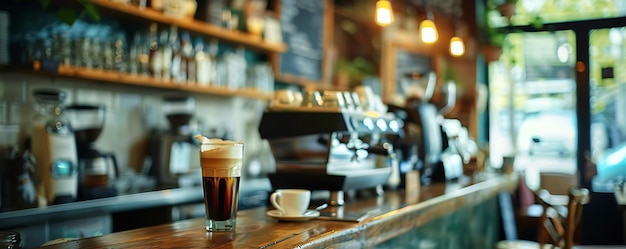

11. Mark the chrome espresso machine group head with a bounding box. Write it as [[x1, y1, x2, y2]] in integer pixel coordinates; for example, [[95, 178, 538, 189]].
[[259, 89, 403, 205]]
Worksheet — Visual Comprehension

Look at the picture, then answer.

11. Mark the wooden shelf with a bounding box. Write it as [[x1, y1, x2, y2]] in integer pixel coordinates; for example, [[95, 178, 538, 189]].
[[90, 0, 287, 54], [49, 65, 273, 100]]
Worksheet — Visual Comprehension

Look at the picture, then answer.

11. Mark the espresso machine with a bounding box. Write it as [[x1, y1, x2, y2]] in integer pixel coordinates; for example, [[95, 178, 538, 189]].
[[259, 90, 403, 206], [388, 72, 465, 185], [65, 104, 119, 200], [30, 89, 78, 205], [147, 95, 200, 188]]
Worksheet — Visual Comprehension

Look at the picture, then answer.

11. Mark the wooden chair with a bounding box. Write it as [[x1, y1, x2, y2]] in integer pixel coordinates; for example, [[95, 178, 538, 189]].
[[540, 172, 578, 196], [497, 187, 591, 249], [536, 187, 590, 249]]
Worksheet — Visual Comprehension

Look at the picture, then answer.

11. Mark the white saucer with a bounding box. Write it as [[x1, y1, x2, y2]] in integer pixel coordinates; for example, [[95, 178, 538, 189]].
[[266, 209, 320, 222]]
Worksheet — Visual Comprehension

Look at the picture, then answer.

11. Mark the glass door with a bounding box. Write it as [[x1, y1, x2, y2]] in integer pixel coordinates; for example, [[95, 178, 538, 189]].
[[489, 31, 577, 189], [589, 27, 626, 190], [485, 0, 626, 191]]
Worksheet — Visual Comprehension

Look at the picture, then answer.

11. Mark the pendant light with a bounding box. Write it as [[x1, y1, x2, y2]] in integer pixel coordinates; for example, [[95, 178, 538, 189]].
[[449, 4, 465, 57], [450, 20, 465, 56], [450, 36, 465, 56], [375, 0, 394, 27], [420, 2, 437, 44]]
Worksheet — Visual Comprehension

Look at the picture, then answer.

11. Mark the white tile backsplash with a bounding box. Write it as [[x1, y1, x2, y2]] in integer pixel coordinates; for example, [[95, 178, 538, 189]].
[[75, 88, 114, 107], [0, 72, 273, 176]]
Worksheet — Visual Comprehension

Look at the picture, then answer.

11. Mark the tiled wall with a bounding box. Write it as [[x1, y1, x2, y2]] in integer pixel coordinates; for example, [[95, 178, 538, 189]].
[[0, 72, 275, 179]]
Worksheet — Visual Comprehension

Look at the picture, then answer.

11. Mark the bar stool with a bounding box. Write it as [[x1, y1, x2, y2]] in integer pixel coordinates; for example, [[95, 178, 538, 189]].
[[496, 187, 591, 249]]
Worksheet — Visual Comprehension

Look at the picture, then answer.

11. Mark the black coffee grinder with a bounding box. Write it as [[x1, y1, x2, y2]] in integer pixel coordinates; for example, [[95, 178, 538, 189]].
[[147, 95, 200, 189], [65, 104, 119, 200]]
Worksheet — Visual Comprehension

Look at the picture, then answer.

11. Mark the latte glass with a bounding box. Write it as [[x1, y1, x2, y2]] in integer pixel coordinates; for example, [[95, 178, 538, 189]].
[[198, 139, 243, 231]]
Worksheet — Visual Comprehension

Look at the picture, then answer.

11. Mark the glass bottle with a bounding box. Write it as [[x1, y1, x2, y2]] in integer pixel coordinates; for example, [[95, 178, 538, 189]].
[[113, 32, 127, 73], [80, 37, 93, 68], [148, 23, 161, 78], [102, 39, 114, 71], [91, 37, 103, 70], [57, 32, 72, 66], [225, 47, 247, 89], [161, 26, 177, 81], [168, 26, 183, 83], [207, 39, 218, 85], [180, 32, 195, 84], [128, 32, 140, 75], [194, 38, 209, 86]]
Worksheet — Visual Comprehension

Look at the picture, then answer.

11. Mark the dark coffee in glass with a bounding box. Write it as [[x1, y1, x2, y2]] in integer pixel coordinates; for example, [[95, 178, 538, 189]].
[[202, 175, 240, 221], [198, 139, 243, 231]]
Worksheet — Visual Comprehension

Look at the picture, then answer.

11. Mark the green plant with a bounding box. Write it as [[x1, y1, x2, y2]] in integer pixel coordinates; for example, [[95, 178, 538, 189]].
[[22, 0, 100, 25], [335, 57, 374, 87], [482, 0, 544, 48], [481, 0, 516, 48]]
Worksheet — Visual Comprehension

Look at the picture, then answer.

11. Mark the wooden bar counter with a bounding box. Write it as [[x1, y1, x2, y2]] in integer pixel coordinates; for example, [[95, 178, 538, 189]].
[[40, 173, 517, 249]]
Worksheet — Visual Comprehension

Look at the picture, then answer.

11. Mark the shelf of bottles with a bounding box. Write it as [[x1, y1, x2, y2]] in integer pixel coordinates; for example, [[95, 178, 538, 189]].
[[15, 0, 284, 100], [90, 0, 287, 54], [49, 64, 273, 100], [28, 25, 275, 100]]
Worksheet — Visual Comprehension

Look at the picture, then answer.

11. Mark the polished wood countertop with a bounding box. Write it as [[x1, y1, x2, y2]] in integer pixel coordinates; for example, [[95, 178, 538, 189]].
[[40, 173, 517, 249]]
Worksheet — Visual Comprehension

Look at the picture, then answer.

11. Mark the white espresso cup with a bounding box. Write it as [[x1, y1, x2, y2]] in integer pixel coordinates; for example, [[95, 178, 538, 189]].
[[270, 189, 311, 216]]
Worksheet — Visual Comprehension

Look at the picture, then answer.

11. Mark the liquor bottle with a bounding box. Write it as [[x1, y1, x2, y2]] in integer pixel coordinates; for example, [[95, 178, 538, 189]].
[[226, 47, 247, 89], [196, 38, 218, 87], [194, 38, 209, 86], [128, 32, 140, 75], [131, 31, 150, 76], [207, 39, 218, 85], [165, 26, 179, 82], [102, 39, 114, 71], [195, 0, 228, 25], [113, 32, 127, 73], [180, 32, 195, 84], [148, 23, 161, 78], [159, 27, 171, 81]]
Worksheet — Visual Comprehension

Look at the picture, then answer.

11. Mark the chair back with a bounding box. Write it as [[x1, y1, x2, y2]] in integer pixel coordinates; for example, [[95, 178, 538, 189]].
[[536, 187, 590, 249], [540, 172, 578, 195]]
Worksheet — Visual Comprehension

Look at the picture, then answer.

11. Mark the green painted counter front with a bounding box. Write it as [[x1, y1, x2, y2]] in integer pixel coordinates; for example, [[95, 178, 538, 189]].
[[38, 173, 518, 249], [375, 196, 500, 248]]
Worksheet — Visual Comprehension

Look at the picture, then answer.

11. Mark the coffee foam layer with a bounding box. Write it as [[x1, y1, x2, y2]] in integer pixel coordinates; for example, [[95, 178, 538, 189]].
[[194, 135, 242, 145], [195, 135, 244, 158], [200, 145, 243, 158]]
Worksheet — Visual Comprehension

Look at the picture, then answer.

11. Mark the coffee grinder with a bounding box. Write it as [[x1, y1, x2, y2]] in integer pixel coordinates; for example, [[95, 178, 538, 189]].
[[65, 104, 119, 200], [147, 95, 200, 188], [30, 89, 78, 205]]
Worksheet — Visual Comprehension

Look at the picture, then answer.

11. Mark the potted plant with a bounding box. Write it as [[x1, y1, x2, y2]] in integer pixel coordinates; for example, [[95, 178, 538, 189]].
[[495, 0, 517, 20], [334, 57, 375, 89], [19, 0, 100, 25], [480, 0, 544, 63], [479, 0, 519, 62]]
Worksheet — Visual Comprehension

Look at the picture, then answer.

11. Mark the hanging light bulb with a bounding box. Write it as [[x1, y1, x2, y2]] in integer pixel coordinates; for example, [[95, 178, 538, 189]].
[[420, 1, 437, 44], [375, 0, 394, 27], [420, 19, 438, 43], [450, 36, 465, 56]]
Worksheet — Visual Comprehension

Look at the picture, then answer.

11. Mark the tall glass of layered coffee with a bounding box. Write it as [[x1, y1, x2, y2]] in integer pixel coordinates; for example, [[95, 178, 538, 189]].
[[197, 137, 243, 231]]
